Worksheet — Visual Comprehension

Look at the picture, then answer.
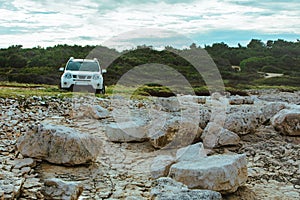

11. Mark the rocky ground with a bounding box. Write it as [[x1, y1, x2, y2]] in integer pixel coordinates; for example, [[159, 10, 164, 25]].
[[0, 89, 300, 199]]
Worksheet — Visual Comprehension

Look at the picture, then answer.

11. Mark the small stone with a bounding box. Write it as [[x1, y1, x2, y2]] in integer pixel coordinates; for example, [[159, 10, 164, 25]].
[[13, 158, 36, 169], [23, 178, 43, 189], [42, 178, 83, 200], [20, 167, 31, 175], [176, 143, 206, 162]]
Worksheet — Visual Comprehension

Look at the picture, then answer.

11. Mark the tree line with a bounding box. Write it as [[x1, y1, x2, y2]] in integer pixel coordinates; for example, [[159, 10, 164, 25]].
[[0, 39, 299, 88]]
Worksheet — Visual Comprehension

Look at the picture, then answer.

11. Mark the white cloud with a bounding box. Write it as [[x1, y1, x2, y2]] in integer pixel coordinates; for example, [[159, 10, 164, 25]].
[[0, 0, 299, 48]]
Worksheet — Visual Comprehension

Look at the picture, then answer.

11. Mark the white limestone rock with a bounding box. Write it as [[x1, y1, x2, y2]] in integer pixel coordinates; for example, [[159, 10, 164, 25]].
[[168, 154, 248, 194], [17, 123, 101, 166], [201, 122, 240, 148]]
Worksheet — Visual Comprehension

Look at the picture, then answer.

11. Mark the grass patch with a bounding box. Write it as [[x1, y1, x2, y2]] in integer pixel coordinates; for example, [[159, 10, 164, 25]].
[[1, 81, 298, 99], [133, 85, 175, 97], [253, 76, 300, 87]]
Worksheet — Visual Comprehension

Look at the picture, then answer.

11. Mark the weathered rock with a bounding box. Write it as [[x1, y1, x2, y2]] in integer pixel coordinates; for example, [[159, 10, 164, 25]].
[[155, 97, 180, 112], [13, 158, 36, 169], [17, 123, 101, 166], [168, 154, 248, 194], [150, 155, 176, 179], [216, 105, 265, 135], [85, 105, 110, 119], [222, 186, 257, 200], [271, 108, 300, 136], [201, 122, 240, 148], [198, 105, 212, 129], [0, 171, 25, 199], [148, 117, 201, 149], [176, 143, 206, 162], [177, 95, 206, 104], [229, 95, 253, 105], [42, 178, 83, 200], [151, 177, 222, 200], [106, 121, 148, 142], [23, 177, 43, 189], [259, 102, 286, 121], [257, 90, 300, 104]]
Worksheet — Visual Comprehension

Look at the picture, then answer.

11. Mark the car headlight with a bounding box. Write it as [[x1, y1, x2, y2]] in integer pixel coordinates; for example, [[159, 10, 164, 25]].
[[64, 73, 72, 79], [93, 74, 100, 80]]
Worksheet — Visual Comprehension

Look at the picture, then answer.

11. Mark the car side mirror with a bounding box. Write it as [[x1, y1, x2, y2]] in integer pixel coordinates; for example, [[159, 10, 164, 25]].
[[102, 69, 107, 74], [59, 67, 64, 72]]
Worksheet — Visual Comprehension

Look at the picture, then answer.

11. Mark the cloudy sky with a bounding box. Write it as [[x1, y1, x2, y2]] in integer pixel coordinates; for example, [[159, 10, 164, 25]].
[[0, 0, 299, 50]]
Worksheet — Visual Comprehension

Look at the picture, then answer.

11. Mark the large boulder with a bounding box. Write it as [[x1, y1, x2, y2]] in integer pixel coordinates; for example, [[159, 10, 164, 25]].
[[148, 117, 202, 149], [271, 108, 300, 136], [17, 123, 101, 166], [42, 178, 83, 200], [168, 154, 248, 194], [201, 122, 240, 148], [105, 121, 148, 142], [151, 177, 222, 200]]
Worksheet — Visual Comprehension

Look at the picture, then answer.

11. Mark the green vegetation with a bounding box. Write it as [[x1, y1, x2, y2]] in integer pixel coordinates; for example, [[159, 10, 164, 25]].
[[1, 81, 299, 99], [0, 39, 299, 96]]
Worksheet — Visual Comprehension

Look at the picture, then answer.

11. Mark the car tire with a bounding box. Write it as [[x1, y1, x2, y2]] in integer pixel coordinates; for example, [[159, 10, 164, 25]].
[[69, 84, 74, 92], [101, 83, 105, 94], [95, 89, 101, 94]]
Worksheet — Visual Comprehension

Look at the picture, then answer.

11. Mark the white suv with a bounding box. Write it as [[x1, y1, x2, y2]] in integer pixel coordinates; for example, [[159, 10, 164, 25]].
[[59, 57, 106, 94]]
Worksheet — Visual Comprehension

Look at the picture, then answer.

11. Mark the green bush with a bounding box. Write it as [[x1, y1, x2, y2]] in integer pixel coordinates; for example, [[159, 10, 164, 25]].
[[133, 85, 175, 97], [261, 65, 283, 73], [7, 73, 60, 85], [19, 66, 57, 75], [254, 76, 300, 87]]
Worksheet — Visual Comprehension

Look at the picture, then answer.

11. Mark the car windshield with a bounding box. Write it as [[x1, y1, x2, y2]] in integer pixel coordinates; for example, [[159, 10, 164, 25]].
[[66, 61, 99, 72]]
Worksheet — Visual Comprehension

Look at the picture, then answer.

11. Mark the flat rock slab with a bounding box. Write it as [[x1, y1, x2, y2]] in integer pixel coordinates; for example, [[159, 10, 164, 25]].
[[151, 177, 222, 200], [169, 154, 247, 194], [13, 158, 36, 169], [17, 123, 101, 166], [106, 121, 148, 142]]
